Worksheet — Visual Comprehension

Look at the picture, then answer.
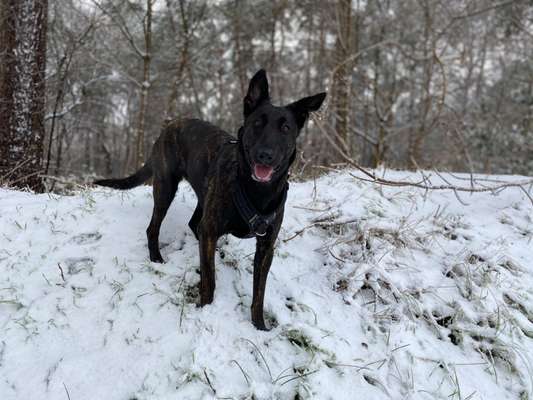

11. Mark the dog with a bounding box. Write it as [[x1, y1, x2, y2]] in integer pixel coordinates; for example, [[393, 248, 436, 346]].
[[95, 70, 326, 330]]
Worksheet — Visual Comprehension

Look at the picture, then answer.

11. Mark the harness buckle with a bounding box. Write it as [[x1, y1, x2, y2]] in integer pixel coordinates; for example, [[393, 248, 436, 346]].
[[233, 181, 288, 239], [249, 214, 268, 236]]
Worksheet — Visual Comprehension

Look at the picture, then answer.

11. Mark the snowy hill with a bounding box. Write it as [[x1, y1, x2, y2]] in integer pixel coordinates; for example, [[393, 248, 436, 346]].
[[1, 169, 532, 400]]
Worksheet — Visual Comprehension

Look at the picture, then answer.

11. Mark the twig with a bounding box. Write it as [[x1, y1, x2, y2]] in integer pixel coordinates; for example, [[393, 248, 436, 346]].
[[63, 382, 71, 400], [328, 249, 347, 263], [57, 263, 66, 283], [203, 369, 216, 394], [6, 170, 44, 187], [283, 225, 311, 243], [0, 158, 33, 182], [284, 218, 359, 243]]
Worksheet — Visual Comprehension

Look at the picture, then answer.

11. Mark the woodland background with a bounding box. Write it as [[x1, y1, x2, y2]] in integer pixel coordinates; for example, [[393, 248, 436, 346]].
[[1, 0, 532, 191]]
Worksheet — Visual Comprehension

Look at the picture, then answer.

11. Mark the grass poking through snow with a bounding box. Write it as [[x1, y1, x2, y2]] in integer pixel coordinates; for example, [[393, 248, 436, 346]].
[[0, 169, 532, 399]]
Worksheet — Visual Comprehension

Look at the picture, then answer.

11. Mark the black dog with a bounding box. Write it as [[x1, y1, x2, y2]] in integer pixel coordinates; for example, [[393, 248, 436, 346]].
[[95, 70, 326, 330]]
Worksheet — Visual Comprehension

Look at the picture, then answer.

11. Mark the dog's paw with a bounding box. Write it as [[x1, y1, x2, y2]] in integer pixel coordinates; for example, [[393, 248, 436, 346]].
[[252, 311, 277, 331], [199, 295, 214, 307], [150, 254, 165, 263], [253, 320, 270, 331], [251, 316, 271, 331]]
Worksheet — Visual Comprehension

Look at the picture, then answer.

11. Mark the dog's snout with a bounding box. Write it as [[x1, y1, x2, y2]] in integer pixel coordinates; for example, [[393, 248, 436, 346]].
[[256, 149, 274, 165]]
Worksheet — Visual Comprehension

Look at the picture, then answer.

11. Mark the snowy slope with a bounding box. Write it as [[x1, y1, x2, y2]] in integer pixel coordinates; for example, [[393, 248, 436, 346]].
[[0, 170, 532, 400]]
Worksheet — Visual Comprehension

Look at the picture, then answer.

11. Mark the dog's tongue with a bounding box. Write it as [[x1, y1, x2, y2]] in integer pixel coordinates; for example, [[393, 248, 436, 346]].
[[253, 164, 274, 182]]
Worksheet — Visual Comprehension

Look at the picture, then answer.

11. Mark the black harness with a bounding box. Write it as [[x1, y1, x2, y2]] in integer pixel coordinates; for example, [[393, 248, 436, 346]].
[[233, 179, 289, 237], [226, 138, 290, 237]]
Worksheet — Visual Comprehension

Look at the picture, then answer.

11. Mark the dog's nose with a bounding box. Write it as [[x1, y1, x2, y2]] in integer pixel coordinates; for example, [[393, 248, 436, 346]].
[[257, 149, 274, 165]]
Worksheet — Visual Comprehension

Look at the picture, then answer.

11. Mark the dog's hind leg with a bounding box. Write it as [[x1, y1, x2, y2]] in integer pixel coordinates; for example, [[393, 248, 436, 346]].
[[146, 176, 180, 263], [188, 205, 202, 240]]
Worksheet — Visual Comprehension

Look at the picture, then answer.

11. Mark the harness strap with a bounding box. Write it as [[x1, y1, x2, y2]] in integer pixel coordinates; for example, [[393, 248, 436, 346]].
[[233, 181, 288, 237]]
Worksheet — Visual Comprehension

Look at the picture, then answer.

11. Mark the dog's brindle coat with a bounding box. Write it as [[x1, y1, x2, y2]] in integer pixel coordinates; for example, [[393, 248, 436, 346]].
[[95, 70, 326, 330]]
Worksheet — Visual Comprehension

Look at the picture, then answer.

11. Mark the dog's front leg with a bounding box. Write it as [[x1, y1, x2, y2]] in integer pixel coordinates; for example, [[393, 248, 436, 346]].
[[198, 230, 217, 306], [251, 235, 276, 330]]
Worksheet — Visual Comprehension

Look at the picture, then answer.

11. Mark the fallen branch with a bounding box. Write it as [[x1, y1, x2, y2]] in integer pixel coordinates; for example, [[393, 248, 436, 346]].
[[310, 115, 533, 206], [0, 158, 34, 182]]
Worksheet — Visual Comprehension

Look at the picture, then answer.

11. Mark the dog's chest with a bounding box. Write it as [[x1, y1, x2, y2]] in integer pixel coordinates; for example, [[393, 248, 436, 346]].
[[221, 203, 255, 239]]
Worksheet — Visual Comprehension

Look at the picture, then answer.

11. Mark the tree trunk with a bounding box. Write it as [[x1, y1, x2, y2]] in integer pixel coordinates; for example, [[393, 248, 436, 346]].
[[134, 0, 153, 170], [164, 0, 189, 120], [232, 0, 247, 96], [408, 0, 434, 169], [0, 0, 48, 191], [332, 0, 354, 159]]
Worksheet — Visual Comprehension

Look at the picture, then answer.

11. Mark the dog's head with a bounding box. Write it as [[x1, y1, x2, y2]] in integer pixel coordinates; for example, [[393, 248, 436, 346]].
[[239, 69, 326, 184]]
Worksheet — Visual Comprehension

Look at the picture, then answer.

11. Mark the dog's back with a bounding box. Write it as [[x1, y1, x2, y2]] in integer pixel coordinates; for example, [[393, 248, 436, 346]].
[[159, 118, 235, 201], [96, 118, 235, 202]]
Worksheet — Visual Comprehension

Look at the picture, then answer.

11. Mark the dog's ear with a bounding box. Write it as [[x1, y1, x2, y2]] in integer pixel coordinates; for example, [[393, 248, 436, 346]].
[[244, 69, 269, 117], [287, 92, 326, 129]]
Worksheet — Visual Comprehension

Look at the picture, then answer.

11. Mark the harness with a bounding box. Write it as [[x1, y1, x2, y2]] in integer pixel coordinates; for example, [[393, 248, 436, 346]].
[[233, 179, 289, 237], [225, 138, 289, 237]]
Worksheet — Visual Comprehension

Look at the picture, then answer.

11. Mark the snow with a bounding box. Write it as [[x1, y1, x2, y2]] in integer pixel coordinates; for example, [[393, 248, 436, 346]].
[[0, 169, 532, 399]]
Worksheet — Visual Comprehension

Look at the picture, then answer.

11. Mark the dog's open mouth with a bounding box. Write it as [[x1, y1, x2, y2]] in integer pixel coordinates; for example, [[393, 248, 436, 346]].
[[252, 164, 274, 183]]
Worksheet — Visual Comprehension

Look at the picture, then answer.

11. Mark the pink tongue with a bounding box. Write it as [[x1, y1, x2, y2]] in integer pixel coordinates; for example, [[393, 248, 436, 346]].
[[254, 164, 274, 181]]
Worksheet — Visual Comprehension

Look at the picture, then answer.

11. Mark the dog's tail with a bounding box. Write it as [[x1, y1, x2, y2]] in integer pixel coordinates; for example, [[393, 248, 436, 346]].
[[94, 160, 153, 190]]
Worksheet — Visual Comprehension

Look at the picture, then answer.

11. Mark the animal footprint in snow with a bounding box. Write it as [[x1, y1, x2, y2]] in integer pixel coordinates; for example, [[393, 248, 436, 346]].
[[70, 232, 102, 245], [65, 257, 95, 275]]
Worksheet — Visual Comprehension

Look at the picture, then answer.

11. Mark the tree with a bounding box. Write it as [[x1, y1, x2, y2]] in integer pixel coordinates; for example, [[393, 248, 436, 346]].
[[91, 0, 155, 170], [0, 0, 48, 191], [35, 0, 533, 179], [331, 0, 355, 158]]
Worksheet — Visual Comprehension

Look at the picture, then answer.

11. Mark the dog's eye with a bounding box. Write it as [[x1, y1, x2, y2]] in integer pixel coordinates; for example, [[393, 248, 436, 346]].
[[254, 119, 262, 127], [281, 123, 290, 133]]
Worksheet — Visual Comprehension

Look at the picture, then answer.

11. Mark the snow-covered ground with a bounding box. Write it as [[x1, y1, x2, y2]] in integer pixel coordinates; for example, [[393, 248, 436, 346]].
[[1, 169, 532, 400]]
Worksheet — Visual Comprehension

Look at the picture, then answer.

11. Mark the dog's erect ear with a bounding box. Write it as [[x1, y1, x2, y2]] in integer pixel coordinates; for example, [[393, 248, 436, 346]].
[[287, 92, 326, 129], [244, 69, 270, 117]]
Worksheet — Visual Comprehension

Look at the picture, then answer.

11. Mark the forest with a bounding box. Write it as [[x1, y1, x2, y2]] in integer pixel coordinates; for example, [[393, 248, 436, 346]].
[[2, 2, 533, 399], [0, 0, 532, 191]]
